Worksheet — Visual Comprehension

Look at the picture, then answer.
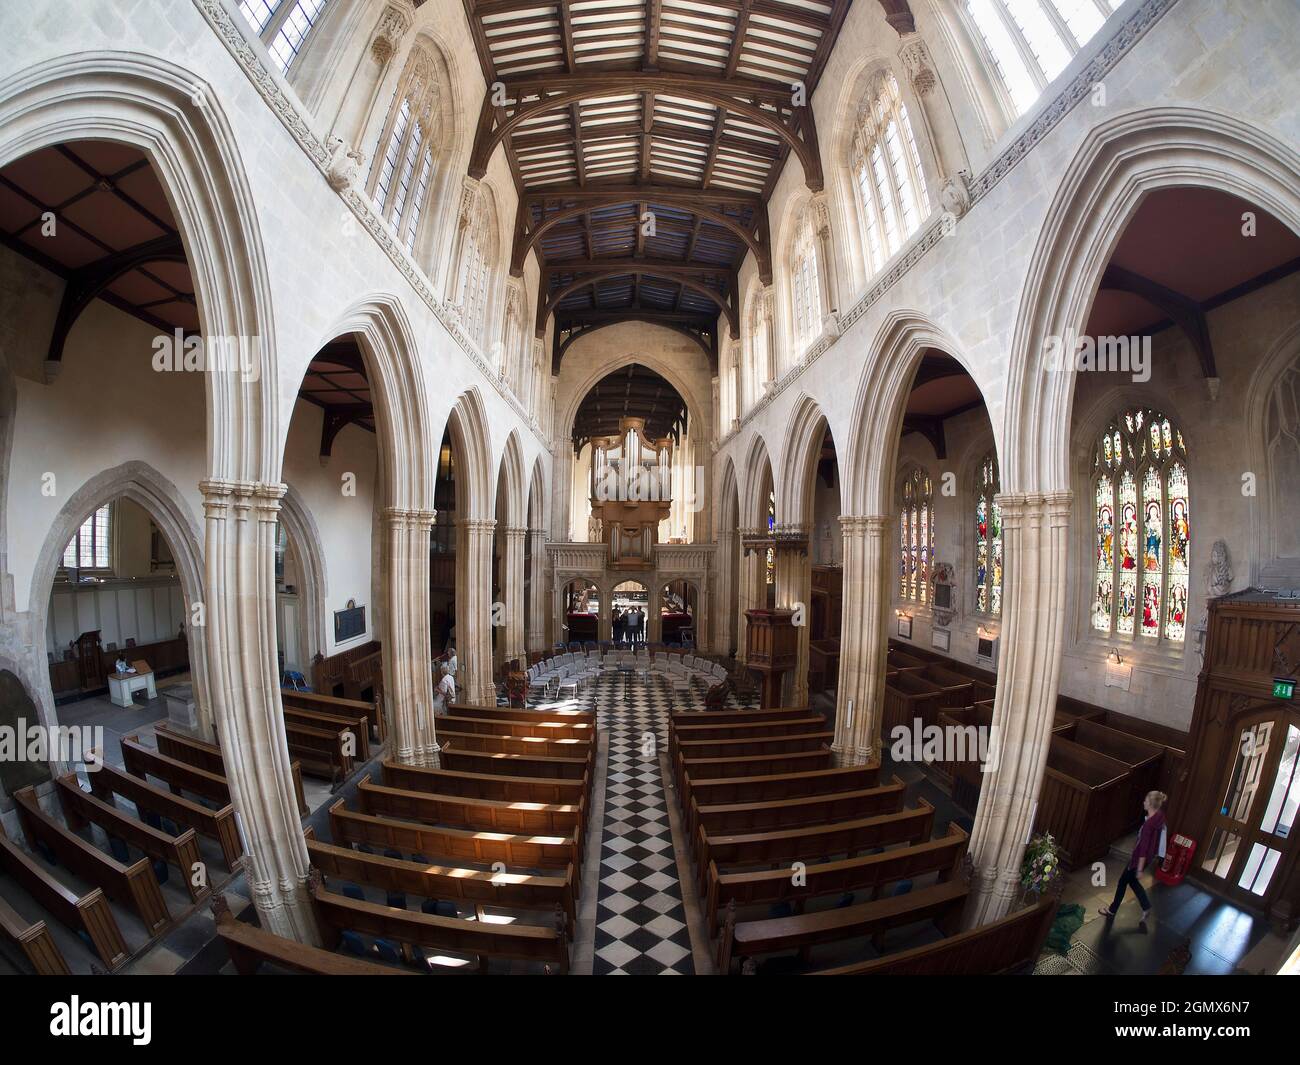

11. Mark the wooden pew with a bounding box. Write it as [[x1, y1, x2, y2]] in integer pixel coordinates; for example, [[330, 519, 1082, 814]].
[[718, 877, 970, 973], [307, 839, 579, 935], [691, 778, 906, 851], [312, 639, 380, 699], [678, 748, 833, 785], [683, 764, 881, 828], [1061, 718, 1165, 832], [0, 889, 72, 974], [669, 706, 811, 726], [434, 728, 591, 760], [1036, 737, 1131, 866], [14, 786, 169, 935], [0, 824, 128, 968], [882, 671, 947, 734], [450, 703, 595, 726], [212, 894, 413, 975], [698, 800, 936, 893], [328, 801, 577, 871], [284, 720, 354, 783], [55, 775, 207, 904], [885, 647, 929, 674], [309, 876, 569, 973], [436, 714, 594, 740], [810, 888, 1057, 974], [122, 734, 233, 807], [668, 715, 826, 744], [674, 730, 833, 764], [88, 758, 242, 871], [343, 647, 383, 702], [439, 745, 591, 782], [356, 777, 586, 857], [705, 825, 969, 936], [920, 664, 976, 710], [381, 761, 586, 805], [281, 687, 384, 745], [155, 724, 308, 817], [283, 706, 369, 763]]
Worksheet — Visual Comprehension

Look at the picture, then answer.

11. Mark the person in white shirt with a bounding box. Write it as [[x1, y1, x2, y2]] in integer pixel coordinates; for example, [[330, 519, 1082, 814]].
[[445, 647, 458, 677], [434, 665, 456, 715]]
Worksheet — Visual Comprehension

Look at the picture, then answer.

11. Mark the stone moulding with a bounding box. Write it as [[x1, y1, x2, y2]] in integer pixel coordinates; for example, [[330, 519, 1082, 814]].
[[190, 0, 546, 447], [716, 0, 1179, 446]]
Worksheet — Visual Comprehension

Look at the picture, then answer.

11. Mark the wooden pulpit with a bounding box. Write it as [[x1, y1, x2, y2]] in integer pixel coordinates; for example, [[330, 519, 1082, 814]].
[[744, 608, 798, 707]]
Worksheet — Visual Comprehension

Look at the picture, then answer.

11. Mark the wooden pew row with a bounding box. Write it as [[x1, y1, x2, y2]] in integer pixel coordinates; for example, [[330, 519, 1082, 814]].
[[439, 746, 591, 782], [674, 730, 833, 770], [155, 724, 308, 817], [14, 786, 169, 936], [122, 734, 235, 807], [55, 775, 208, 904], [281, 687, 384, 745], [381, 761, 587, 805], [717, 877, 970, 973], [213, 894, 412, 975], [329, 801, 578, 873], [882, 671, 947, 735], [0, 824, 128, 968], [89, 758, 242, 871], [307, 839, 578, 936], [0, 888, 72, 974], [669, 706, 812, 726], [690, 778, 906, 855], [283, 706, 369, 763], [668, 715, 826, 745], [435, 729, 591, 760], [437, 714, 595, 740], [449, 702, 595, 726], [283, 720, 354, 784], [312, 640, 380, 700], [310, 877, 569, 973], [698, 800, 936, 894], [809, 888, 1058, 974], [683, 764, 881, 830], [1060, 718, 1165, 832], [356, 777, 586, 859], [677, 748, 833, 789], [704, 825, 969, 937]]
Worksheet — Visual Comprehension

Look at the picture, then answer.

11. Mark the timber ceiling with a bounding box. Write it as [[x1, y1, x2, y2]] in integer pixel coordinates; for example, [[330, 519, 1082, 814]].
[[572, 362, 688, 447], [461, 1, 908, 370]]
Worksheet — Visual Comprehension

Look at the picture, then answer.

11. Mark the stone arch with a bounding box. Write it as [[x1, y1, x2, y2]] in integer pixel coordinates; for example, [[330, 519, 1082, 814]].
[[447, 387, 495, 522], [527, 456, 547, 530], [27, 461, 211, 753], [777, 394, 840, 528], [1004, 106, 1300, 496], [497, 430, 527, 531], [739, 433, 776, 531], [277, 483, 329, 667], [1244, 320, 1300, 582]]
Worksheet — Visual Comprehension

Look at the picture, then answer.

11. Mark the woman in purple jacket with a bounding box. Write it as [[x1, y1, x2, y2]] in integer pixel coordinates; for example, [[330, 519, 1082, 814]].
[[1099, 790, 1168, 924]]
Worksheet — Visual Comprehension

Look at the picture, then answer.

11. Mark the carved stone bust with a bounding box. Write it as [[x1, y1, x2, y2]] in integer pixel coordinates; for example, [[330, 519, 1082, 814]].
[[1206, 538, 1233, 598]]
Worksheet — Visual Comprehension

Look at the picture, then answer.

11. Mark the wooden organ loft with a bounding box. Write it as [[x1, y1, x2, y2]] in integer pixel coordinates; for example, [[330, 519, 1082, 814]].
[[588, 416, 673, 570]]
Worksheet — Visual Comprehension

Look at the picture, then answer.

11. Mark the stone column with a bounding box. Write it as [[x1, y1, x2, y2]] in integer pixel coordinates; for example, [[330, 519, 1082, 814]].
[[772, 527, 812, 706], [838, 516, 891, 765], [200, 479, 317, 942], [527, 527, 547, 653], [965, 492, 1072, 926], [503, 526, 528, 666], [735, 539, 763, 664], [811, 196, 839, 338], [456, 517, 498, 705], [713, 528, 737, 656], [382, 506, 437, 765], [760, 286, 777, 384]]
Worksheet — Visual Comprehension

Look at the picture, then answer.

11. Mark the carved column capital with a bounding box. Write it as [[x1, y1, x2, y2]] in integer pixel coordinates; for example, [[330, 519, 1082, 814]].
[[199, 478, 286, 521], [371, 1, 415, 66], [897, 32, 937, 96]]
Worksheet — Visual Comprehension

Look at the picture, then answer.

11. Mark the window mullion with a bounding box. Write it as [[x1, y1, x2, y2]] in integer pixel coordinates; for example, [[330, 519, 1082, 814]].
[[1037, 0, 1080, 53], [261, 0, 294, 45], [993, 0, 1050, 91]]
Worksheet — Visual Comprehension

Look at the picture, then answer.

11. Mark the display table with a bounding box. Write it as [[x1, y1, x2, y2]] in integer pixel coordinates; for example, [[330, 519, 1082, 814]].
[[108, 660, 156, 708]]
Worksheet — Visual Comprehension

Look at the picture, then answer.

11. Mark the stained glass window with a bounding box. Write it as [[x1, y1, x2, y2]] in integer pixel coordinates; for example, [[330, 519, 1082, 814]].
[[974, 453, 1002, 615], [765, 489, 776, 588], [1092, 407, 1190, 645], [899, 467, 934, 604]]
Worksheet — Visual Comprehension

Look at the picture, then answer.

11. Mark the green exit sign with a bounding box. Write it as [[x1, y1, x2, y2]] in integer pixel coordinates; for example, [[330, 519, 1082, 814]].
[[1275, 678, 1296, 700]]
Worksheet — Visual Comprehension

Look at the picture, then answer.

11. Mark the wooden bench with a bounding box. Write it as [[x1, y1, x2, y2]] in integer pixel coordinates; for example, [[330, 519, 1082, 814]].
[[450, 703, 595, 726], [284, 720, 354, 783], [281, 688, 384, 744], [678, 748, 833, 784], [1036, 736, 1131, 865], [669, 706, 811, 726], [312, 640, 380, 699], [381, 761, 587, 805], [436, 714, 594, 740], [920, 664, 977, 710], [434, 728, 591, 760], [122, 734, 234, 807], [673, 730, 834, 765], [343, 647, 384, 703], [88, 758, 242, 871], [882, 671, 947, 734], [0, 823, 127, 968], [439, 745, 591, 782], [328, 801, 577, 872], [698, 800, 937, 893], [212, 893, 413, 975], [810, 887, 1057, 974], [718, 876, 970, 972], [307, 839, 579, 934], [668, 715, 826, 744], [309, 875, 569, 973], [14, 786, 169, 935], [885, 648, 929, 674], [283, 706, 370, 763], [0, 888, 72, 974], [55, 774, 207, 904], [683, 764, 881, 829], [704, 825, 969, 936], [356, 777, 586, 857], [155, 724, 308, 817], [1062, 719, 1165, 832]]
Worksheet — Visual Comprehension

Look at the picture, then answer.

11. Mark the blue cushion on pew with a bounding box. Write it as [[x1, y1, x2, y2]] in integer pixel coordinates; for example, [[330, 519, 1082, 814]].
[[357, 844, 374, 854], [341, 883, 365, 901], [836, 893, 856, 908], [152, 859, 169, 884], [383, 848, 402, 861], [892, 879, 913, 897], [410, 854, 429, 865], [767, 900, 793, 918], [161, 818, 179, 836], [108, 837, 130, 863], [340, 931, 367, 956], [955, 817, 975, 834], [140, 811, 162, 831], [373, 938, 403, 963], [386, 891, 407, 910], [422, 899, 457, 918]]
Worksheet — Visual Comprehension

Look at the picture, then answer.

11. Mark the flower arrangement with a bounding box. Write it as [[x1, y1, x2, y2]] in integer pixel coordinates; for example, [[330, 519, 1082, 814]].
[[1020, 832, 1063, 898]]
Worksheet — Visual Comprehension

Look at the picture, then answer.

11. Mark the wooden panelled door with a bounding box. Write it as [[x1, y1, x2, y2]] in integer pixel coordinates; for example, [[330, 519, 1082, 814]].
[[1199, 709, 1300, 907]]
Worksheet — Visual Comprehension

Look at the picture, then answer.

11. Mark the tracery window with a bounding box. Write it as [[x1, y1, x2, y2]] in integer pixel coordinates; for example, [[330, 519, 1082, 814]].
[[1091, 408, 1190, 644], [974, 453, 1002, 615], [899, 467, 934, 604], [370, 48, 441, 254], [789, 207, 822, 354], [457, 193, 495, 346], [851, 71, 930, 277], [238, 0, 331, 74], [63, 505, 112, 571], [964, 0, 1116, 117]]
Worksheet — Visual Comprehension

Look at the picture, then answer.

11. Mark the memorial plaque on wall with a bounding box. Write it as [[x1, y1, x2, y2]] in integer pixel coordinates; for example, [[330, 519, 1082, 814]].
[[334, 605, 366, 642]]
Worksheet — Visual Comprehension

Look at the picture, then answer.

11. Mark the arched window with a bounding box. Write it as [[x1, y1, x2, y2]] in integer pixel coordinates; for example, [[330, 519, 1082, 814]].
[[765, 489, 776, 590], [964, 0, 1116, 117], [746, 288, 772, 396], [790, 207, 822, 354], [369, 48, 441, 254], [62, 505, 112, 571], [238, 0, 332, 74], [974, 453, 1002, 615], [1091, 408, 1190, 644], [851, 71, 930, 276], [899, 467, 934, 604], [456, 191, 496, 347]]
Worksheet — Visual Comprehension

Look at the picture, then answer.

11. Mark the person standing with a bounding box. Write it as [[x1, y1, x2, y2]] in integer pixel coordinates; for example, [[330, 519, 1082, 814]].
[[434, 665, 456, 716], [1099, 790, 1167, 924]]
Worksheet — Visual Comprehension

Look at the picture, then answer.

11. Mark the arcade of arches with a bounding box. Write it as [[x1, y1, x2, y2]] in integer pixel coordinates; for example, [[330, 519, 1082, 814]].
[[0, 0, 1298, 979]]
